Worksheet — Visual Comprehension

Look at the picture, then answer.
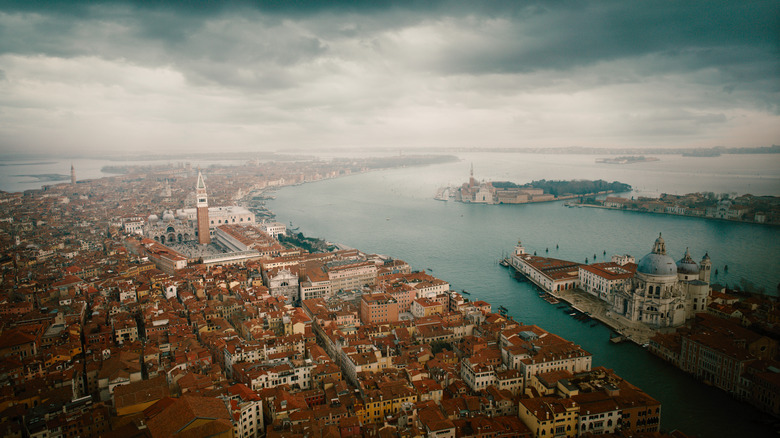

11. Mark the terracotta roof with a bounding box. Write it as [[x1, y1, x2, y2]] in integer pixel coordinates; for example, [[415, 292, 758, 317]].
[[145, 395, 231, 438], [418, 406, 455, 432], [0, 329, 36, 349], [114, 375, 170, 411]]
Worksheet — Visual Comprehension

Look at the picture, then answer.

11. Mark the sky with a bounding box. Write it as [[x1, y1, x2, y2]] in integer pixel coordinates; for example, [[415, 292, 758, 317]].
[[0, 0, 778, 156]]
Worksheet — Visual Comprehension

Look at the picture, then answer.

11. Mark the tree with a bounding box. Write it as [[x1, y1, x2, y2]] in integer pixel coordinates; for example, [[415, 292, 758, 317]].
[[429, 340, 452, 355]]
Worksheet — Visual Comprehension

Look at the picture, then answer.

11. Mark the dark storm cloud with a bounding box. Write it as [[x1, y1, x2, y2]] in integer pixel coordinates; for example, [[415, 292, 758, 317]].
[[1, 1, 776, 84], [427, 2, 778, 73], [0, 0, 777, 154]]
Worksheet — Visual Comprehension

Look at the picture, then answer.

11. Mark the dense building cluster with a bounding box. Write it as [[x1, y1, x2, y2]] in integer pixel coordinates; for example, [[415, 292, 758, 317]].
[[509, 237, 780, 421], [649, 299, 780, 418], [597, 192, 780, 224], [0, 160, 686, 437]]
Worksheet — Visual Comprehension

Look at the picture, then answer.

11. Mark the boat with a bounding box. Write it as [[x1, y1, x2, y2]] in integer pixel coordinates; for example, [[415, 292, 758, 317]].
[[434, 187, 451, 201], [609, 333, 626, 343], [499, 259, 510, 267], [498, 305, 508, 312], [590, 322, 599, 327], [461, 289, 470, 295]]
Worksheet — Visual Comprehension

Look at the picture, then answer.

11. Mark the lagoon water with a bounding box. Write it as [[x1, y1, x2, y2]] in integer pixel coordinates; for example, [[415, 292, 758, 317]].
[[268, 152, 780, 437]]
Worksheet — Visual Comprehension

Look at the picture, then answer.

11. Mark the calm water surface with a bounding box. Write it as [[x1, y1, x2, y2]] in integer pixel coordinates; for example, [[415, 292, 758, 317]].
[[268, 153, 780, 437]]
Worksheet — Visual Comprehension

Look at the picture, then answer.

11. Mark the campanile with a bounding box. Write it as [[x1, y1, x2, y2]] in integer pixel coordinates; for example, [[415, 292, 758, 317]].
[[196, 171, 210, 244]]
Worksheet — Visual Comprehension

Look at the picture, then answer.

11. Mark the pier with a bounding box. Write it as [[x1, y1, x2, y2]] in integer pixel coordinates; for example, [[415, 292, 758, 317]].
[[551, 287, 656, 345]]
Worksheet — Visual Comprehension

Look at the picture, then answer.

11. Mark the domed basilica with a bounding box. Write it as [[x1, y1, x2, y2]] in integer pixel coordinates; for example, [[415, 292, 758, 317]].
[[144, 171, 255, 245], [611, 234, 711, 328]]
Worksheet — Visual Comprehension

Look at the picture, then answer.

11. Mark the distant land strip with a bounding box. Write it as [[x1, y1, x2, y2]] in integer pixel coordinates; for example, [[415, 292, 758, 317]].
[[13, 174, 69, 182], [397, 145, 780, 155], [576, 192, 780, 226], [0, 161, 58, 166]]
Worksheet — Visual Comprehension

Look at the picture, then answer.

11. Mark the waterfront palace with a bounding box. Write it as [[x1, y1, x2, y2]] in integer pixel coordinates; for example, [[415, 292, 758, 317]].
[[511, 233, 712, 329]]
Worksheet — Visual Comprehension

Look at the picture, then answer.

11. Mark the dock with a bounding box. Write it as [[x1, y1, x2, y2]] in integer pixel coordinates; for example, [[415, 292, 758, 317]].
[[549, 287, 656, 345]]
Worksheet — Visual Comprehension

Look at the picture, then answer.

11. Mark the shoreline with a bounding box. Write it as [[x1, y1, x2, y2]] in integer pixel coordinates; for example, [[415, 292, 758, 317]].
[[578, 203, 780, 227], [437, 189, 617, 204]]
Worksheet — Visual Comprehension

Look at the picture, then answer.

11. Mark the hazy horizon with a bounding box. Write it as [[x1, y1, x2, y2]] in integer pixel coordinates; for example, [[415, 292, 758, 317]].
[[0, 1, 778, 155]]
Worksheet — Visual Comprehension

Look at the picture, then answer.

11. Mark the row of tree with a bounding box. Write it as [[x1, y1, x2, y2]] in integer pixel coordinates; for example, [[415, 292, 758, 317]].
[[492, 179, 631, 196]]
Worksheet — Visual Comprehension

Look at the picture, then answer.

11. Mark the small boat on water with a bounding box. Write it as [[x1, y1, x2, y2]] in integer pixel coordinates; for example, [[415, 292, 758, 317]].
[[610, 333, 626, 343], [499, 259, 510, 267], [461, 289, 470, 295], [590, 322, 599, 328]]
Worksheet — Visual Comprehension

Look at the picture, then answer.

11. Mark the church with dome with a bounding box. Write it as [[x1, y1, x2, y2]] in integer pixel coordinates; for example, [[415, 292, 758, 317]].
[[610, 233, 711, 328], [144, 171, 255, 245]]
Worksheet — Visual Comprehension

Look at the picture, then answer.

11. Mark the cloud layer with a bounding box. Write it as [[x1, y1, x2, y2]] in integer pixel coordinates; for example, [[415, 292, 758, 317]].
[[0, 0, 777, 155]]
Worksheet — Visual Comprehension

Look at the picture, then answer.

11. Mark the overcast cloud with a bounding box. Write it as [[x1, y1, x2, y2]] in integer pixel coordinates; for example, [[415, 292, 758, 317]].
[[0, 0, 777, 155]]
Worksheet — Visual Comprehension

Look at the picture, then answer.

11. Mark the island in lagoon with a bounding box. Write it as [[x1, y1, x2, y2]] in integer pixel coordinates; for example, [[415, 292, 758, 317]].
[[13, 173, 70, 182], [596, 155, 660, 164], [436, 165, 631, 204]]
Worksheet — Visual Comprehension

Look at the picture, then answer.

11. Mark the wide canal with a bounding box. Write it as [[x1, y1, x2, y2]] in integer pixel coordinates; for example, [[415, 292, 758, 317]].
[[267, 152, 780, 437]]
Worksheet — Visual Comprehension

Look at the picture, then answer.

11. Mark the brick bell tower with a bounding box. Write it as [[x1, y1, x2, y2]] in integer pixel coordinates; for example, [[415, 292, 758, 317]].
[[196, 170, 210, 244]]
